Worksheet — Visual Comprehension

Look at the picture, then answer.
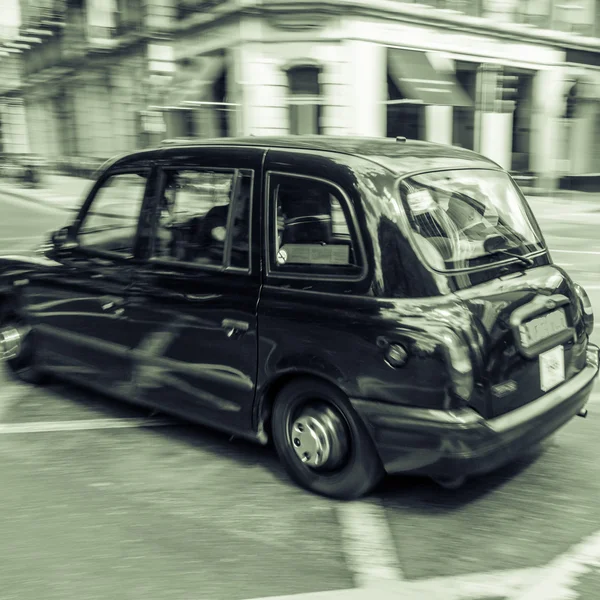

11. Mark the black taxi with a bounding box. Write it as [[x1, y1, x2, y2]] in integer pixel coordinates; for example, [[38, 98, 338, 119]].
[[0, 136, 597, 499]]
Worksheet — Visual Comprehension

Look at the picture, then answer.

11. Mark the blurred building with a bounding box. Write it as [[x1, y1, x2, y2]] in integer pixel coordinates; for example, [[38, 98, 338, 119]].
[[1, 0, 600, 190]]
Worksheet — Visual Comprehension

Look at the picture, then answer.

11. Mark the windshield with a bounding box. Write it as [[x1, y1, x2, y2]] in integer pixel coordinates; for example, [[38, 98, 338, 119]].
[[399, 169, 543, 271]]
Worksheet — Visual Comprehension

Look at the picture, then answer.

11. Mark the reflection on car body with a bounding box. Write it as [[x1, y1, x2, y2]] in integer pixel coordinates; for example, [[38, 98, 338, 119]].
[[0, 136, 597, 500]]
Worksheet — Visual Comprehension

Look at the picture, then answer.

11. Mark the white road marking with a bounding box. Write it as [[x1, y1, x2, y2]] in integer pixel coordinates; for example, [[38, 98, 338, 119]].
[[552, 249, 600, 256], [0, 417, 176, 434], [336, 500, 403, 587], [0, 235, 44, 241], [514, 529, 600, 600], [242, 567, 543, 600], [242, 524, 600, 600]]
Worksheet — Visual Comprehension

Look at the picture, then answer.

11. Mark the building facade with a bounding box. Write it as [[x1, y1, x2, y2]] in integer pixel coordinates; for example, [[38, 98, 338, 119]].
[[1, 0, 600, 189]]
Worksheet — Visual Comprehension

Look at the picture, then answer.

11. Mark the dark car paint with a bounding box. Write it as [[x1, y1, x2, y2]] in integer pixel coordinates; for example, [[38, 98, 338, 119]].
[[0, 136, 596, 479]]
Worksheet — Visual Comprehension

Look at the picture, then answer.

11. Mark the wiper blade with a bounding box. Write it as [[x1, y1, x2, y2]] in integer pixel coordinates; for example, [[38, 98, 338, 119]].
[[490, 248, 534, 266]]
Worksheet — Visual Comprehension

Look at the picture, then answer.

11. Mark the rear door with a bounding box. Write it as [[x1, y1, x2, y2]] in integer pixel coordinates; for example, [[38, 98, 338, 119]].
[[125, 147, 262, 436]]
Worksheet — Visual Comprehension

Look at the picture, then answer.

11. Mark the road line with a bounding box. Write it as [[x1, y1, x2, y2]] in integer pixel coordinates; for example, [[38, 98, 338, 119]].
[[0, 417, 176, 434], [515, 528, 600, 600], [551, 249, 600, 256], [336, 500, 403, 587], [398, 567, 544, 599], [0, 235, 44, 242], [242, 567, 542, 600]]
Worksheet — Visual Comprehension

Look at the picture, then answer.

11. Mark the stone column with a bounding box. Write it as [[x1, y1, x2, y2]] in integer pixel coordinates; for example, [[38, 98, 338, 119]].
[[425, 105, 453, 145], [348, 40, 385, 137]]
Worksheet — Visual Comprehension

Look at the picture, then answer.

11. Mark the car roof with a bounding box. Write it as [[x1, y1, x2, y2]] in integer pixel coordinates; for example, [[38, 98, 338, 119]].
[[155, 136, 501, 177]]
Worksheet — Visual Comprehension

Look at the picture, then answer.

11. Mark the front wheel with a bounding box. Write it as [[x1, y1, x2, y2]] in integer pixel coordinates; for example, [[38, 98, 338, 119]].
[[0, 319, 47, 385], [271, 378, 384, 500]]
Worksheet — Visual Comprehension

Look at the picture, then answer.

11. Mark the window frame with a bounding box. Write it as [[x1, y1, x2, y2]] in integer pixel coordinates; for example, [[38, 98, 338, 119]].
[[147, 165, 254, 274], [264, 171, 368, 282], [72, 166, 153, 261]]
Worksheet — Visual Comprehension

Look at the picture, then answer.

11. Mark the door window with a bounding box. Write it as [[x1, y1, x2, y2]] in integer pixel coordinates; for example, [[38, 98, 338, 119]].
[[151, 168, 252, 270], [77, 171, 148, 255], [268, 173, 363, 278]]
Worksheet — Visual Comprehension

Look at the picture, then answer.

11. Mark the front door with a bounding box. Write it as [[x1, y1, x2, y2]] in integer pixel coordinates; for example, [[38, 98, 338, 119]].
[[125, 148, 261, 436], [30, 166, 153, 394]]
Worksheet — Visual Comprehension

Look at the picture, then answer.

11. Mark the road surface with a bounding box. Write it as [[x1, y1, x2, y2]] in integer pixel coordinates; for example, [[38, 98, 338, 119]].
[[0, 188, 599, 600]]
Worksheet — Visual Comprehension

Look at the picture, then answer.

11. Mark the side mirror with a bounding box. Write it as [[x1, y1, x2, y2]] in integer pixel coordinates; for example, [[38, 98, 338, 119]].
[[50, 226, 77, 252], [51, 226, 70, 247]]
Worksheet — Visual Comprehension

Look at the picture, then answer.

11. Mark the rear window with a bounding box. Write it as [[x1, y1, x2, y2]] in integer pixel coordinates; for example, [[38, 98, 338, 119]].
[[399, 169, 543, 271]]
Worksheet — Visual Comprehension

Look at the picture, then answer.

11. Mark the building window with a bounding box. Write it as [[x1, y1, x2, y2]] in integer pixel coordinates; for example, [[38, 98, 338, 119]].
[[286, 65, 323, 135], [452, 63, 478, 150], [385, 73, 425, 141]]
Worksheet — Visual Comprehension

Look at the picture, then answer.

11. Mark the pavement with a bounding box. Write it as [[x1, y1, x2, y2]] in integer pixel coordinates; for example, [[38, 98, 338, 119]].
[[0, 173, 91, 213], [1, 179, 600, 599]]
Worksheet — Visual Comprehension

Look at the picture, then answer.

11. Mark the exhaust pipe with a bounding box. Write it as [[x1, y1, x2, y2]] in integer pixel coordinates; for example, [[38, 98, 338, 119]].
[[0, 326, 23, 361], [577, 408, 588, 419]]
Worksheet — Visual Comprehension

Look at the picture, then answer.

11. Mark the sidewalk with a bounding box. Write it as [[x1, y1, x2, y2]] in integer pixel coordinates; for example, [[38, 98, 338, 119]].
[[0, 173, 92, 212]]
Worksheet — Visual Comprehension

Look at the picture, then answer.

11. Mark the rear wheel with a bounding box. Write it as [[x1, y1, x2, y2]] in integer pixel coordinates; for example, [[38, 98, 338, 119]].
[[271, 378, 384, 500], [0, 318, 46, 384]]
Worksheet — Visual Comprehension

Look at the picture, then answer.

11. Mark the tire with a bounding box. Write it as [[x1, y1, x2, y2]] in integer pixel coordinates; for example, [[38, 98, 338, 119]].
[[2, 318, 47, 385], [271, 377, 384, 500]]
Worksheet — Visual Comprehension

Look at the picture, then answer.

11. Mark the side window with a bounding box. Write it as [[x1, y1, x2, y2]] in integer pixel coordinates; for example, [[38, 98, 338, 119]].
[[151, 168, 252, 270], [269, 173, 363, 277], [77, 171, 148, 255]]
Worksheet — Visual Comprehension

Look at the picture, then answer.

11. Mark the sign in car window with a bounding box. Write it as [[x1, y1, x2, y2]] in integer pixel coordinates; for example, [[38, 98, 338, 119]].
[[277, 244, 350, 266]]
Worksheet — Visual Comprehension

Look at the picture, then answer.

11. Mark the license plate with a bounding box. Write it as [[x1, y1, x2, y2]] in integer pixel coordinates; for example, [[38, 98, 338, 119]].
[[539, 345, 565, 392], [520, 308, 568, 349]]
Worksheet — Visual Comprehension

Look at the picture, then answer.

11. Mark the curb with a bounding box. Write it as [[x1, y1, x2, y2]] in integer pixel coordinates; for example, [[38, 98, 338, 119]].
[[0, 183, 80, 213]]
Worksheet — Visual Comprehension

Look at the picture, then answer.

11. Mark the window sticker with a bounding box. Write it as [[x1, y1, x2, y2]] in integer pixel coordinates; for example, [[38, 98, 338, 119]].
[[280, 244, 350, 265], [407, 189, 435, 215], [277, 248, 288, 265]]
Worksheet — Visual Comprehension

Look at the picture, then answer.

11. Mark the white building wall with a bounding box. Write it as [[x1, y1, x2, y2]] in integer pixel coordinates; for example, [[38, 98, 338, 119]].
[[347, 40, 385, 137], [530, 66, 566, 188], [340, 16, 566, 177], [238, 39, 355, 136], [1, 102, 29, 154]]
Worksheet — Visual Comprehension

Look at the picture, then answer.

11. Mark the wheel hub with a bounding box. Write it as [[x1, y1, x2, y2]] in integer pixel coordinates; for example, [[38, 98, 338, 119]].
[[291, 415, 331, 467], [290, 404, 349, 470], [0, 325, 24, 361]]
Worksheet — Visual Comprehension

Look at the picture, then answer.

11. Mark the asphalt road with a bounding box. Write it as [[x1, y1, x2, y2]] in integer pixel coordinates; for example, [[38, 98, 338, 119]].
[[0, 188, 600, 600]]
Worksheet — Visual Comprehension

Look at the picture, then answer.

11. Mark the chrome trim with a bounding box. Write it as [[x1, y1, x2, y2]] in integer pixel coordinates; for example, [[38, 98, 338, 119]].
[[0, 325, 24, 361]]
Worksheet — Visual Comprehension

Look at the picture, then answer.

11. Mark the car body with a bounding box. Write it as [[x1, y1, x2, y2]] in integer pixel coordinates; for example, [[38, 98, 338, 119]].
[[0, 136, 597, 499]]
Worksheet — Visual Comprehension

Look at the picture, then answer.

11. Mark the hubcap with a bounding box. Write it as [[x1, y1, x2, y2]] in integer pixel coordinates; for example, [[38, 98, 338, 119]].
[[0, 325, 24, 361], [290, 404, 349, 471]]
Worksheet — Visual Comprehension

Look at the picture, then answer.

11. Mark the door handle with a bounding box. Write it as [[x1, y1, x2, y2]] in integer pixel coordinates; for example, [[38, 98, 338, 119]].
[[221, 318, 250, 338]]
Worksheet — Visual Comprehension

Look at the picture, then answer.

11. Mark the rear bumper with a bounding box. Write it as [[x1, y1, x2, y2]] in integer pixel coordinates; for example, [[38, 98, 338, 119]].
[[351, 344, 599, 479]]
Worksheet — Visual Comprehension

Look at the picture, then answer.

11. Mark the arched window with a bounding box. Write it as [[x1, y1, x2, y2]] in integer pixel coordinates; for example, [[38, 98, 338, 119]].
[[286, 64, 323, 135]]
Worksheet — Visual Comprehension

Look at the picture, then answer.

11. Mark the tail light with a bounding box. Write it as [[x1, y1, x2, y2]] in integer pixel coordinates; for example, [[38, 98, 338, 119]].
[[574, 283, 594, 336], [439, 331, 474, 404]]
